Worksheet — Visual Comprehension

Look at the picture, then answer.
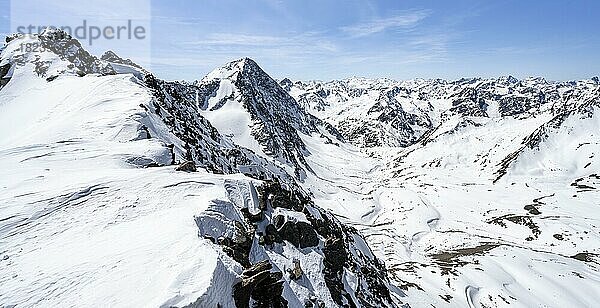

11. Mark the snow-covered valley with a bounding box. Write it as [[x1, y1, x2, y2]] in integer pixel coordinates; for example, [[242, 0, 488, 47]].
[[0, 30, 599, 308]]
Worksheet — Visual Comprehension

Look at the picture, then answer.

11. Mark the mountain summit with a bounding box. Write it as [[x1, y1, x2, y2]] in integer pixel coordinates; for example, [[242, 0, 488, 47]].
[[198, 57, 342, 179]]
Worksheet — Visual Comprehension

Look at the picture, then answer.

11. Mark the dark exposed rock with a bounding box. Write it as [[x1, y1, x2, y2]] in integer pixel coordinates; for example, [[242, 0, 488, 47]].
[[167, 144, 175, 165], [0, 63, 11, 89], [263, 223, 282, 245], [240, 207, 264, 223], [233, 260, 288, 308], [175, 161, 197, 172], [279, 77, 293, 92], [255, 180, 395, 307], [322, 236, 349, 305], [499, 95, 540, 116], [218, 236, 253, 268], [101, 50, 144, 70], [37, 29, 115, 76], [523, 204, 541, 215], [487, 214, 541, 240], [6, 34, 18, 43], [570, 252, 598, 263], [278, 221, 319, 248], [142, 72, 294, 183], [449, 88, 489, 117], [272, 213, 285, 229], [257, 180, 310, 212], [430, 243, 501, 275]]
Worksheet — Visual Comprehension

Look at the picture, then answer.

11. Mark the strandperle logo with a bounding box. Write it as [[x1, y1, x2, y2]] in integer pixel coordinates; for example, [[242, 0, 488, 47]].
[[9, 0, 152, 63], [15, 20, 147, 45]]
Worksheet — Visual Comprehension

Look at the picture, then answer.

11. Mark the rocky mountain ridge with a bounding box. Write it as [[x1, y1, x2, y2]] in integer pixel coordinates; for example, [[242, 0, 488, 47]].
[[284, 75, 599, 148]]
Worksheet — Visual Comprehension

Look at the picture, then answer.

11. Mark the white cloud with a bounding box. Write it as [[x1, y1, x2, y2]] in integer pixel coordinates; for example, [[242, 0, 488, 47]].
[[185, 33, 284, 46], [341, 9, 431, 37], [182, 32, 338, 52]]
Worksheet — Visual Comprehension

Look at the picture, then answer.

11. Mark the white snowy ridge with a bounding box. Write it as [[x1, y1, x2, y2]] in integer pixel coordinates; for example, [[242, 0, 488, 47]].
[[0, 29, 599, 308]]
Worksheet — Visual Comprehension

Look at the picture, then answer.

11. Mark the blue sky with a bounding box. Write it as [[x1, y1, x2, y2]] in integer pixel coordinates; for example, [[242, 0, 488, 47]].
[[2, 0, 599, 81]]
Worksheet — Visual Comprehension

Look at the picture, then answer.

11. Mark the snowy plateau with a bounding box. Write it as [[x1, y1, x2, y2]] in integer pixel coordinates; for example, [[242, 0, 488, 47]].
[[0, 30, 599, 308]]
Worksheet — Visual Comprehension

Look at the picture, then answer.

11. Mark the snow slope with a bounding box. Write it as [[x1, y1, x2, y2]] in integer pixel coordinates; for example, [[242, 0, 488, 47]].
[[0, 60, 238, 307]]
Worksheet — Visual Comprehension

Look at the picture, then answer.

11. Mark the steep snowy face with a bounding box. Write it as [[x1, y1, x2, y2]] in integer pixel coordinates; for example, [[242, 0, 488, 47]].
[[285, 76, 600, 148], [495, 86, 600, 182], [140, 73, 298, 183], [197, 58, 342, 180]]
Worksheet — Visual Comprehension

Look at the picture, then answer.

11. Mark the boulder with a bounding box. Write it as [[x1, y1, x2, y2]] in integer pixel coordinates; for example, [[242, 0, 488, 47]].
[[278, 221, 319, 248], [175, 161, 196, 172], [233, 260, 288, 308]]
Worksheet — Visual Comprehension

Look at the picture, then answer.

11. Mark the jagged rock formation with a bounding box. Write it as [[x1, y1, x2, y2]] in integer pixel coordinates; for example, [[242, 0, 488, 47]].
[[233, 260, 287, 308], [195, 180, 396, 307], [4, 30, 115, 78], [100, 50, 144, 70], [141, 72, 294, 181], [0, 62, 11, 88]]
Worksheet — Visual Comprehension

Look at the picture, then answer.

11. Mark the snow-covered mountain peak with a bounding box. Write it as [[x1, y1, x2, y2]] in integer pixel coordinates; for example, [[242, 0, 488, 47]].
[[497, 75, 519, 85], [195, 57, 343, 179], [202, 57, 261, 82], [100, 50, 144, 70], [0, 29, 124, 95], [1, 29, 115, 80]]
